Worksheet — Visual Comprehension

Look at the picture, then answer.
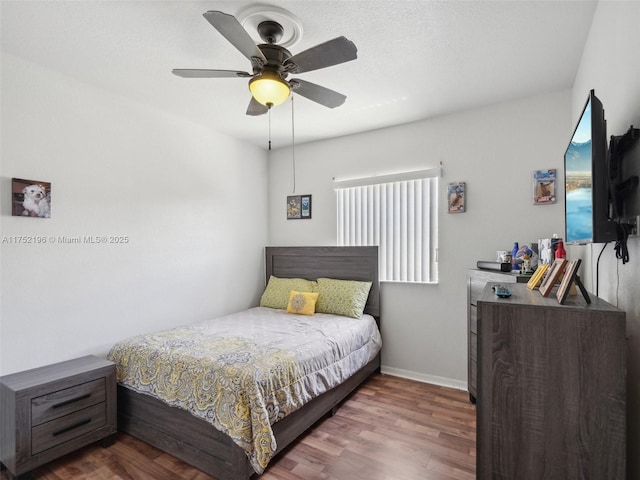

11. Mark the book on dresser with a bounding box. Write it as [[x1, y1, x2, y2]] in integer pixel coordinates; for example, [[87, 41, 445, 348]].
[[476, 283, 626, 480]]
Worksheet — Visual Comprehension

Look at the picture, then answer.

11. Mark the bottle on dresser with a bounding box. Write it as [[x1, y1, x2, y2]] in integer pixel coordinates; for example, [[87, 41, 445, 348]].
[[511, 242, 519, 271]]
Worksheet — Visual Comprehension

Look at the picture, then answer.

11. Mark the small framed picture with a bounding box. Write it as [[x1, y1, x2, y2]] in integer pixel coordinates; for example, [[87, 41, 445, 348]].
[[527, 263, 549, 290], [539, 258, 567, 297], [556, 259, 582, 304], [287, 194, 312, 220], [12, 178, 51, 218], [533, 169, 556, 204], [447, 182, 465, 213]]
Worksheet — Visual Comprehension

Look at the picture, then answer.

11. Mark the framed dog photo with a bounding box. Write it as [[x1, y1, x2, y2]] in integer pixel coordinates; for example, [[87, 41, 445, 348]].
[[286, 194, 312, 220], [12, 178, 51, 218]]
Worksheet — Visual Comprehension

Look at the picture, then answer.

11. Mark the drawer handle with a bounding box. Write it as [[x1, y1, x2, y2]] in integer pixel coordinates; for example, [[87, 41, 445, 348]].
[[52, 418, 91, 437], [52, 393, 91, 409]]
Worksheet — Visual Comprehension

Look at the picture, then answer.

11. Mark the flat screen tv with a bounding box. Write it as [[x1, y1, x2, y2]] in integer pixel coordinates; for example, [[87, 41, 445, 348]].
[[564, 90, 617, 244]]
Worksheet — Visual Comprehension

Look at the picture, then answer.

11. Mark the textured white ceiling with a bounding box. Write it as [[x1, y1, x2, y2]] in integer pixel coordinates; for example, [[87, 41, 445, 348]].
[[1, 0, 597, 150]]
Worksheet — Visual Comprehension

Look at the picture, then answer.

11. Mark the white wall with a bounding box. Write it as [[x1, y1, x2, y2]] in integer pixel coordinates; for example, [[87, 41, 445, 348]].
[[268, 89, 570, 386], [0, 54, 269, 375], [570, 2, 640, 477]]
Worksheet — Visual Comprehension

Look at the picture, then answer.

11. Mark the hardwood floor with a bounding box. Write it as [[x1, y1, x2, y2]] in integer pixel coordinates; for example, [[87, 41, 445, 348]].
[[2, 374, 476, 480]]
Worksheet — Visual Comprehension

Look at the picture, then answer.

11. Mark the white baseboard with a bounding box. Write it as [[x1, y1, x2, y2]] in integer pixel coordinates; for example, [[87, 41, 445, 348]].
[[380, 365, 468, 392]]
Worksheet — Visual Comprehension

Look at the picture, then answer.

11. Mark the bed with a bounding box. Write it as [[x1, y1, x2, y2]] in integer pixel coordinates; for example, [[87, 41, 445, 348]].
[[109, 246, 381, 480]]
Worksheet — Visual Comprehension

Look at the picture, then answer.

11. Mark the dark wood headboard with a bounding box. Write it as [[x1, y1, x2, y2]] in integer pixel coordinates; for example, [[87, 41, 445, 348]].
[[265, 246, 380, 318]]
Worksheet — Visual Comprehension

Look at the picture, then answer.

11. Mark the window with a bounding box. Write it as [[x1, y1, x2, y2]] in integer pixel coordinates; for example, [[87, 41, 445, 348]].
[[335, 170, 439, 283]]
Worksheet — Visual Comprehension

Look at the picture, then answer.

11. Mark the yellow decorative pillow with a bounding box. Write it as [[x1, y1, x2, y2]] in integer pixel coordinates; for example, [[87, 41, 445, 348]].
[[315, 278, 372, 319], [286, 291, 319, 316], [260, 276, 317, 310]]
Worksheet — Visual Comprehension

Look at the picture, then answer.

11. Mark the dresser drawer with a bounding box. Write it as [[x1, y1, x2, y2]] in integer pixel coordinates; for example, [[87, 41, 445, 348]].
[[32, 378, 105, 426], [31, 403, 106, 455]]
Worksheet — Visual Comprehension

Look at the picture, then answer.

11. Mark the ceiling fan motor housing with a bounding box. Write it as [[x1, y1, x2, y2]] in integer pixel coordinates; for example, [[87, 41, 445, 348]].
[[254, 43, 292, 78]]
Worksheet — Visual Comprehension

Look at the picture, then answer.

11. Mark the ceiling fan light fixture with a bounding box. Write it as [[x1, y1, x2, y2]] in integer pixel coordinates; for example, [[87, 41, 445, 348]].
[[249, 71, 290, 107]]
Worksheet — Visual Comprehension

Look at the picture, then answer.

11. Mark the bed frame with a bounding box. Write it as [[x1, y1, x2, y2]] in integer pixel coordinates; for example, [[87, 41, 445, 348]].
[[116, 246, 380, 480]]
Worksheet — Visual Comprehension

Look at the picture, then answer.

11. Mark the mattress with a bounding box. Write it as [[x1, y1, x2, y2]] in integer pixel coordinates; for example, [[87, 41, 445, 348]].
[[107, 306, 382, 473]]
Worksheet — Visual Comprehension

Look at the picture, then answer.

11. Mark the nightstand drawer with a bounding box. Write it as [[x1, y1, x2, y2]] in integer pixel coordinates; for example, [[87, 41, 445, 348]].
[[31, 402, 106, 455], [32, 378, 105, 426]]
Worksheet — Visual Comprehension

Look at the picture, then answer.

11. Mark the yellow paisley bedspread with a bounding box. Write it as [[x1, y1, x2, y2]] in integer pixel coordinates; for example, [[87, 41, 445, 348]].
[[107, 306, 381, 474]]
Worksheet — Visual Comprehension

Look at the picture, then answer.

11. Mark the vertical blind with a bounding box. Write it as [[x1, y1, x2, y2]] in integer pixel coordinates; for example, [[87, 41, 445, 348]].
[[336, 175, 438, 283]]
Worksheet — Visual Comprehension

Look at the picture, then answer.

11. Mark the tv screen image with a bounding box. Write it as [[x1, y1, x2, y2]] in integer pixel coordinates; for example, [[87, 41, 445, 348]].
[[564, 90, 617, 244], [565, 99, 593, 243]]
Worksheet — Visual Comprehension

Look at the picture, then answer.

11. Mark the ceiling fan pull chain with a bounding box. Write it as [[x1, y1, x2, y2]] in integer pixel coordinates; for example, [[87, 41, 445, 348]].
[[291, 96, 296, 193], [268, 107, 272, 150]]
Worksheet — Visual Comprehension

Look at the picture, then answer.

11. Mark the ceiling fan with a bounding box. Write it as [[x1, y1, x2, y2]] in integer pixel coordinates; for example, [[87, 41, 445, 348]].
[[173, 10, 357, 116]]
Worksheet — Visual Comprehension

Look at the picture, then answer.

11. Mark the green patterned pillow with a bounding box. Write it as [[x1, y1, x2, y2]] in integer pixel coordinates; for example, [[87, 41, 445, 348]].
[[315, 278, 372, 319], [260, 276, 317, 310]]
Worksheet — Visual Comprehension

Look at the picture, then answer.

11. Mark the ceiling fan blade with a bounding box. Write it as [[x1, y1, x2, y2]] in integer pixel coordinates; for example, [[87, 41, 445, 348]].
[[285, 37, 357, 74], [290, 79, 347, 108], [203, 11, 267, 64], [246, 97, 269, 116], [172, 69, 252, 78]]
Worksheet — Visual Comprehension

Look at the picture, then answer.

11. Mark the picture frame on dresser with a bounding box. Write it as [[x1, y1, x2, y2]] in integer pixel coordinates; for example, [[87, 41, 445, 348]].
[[538, 258, 566, 297], [526, 263, 549, 289], [556, 259, 580, 303], [556, 259, 591, 305]]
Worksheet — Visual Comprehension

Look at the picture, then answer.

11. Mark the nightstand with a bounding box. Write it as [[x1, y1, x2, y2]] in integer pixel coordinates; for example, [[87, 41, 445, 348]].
[[0, 355, 117, 479]]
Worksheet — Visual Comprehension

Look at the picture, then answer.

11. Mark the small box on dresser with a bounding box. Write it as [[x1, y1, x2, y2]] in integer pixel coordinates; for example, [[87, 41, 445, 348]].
[[1, 355, 117, 479]]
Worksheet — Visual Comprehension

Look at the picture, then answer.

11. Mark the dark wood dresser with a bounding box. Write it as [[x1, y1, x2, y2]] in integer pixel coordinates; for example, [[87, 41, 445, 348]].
[[0, 355, 117, 479], [476, 283, 626, 480], [467, 269, 528, 402]]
